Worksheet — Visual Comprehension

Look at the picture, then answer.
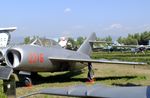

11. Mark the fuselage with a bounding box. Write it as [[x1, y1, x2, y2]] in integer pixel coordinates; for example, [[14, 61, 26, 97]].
[[5, 45, 89, 72]]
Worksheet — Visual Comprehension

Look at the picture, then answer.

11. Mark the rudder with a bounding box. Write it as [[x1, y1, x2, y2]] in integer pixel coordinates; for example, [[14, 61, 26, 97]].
[[77, 33, 96, 56]]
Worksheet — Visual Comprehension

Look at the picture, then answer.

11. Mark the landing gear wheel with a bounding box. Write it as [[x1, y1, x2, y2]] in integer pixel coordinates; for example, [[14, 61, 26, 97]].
[[24, 77, 32, 87]]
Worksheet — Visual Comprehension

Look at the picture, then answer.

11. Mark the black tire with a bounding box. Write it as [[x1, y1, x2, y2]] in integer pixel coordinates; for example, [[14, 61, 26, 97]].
[[24, 77, 32, 86]]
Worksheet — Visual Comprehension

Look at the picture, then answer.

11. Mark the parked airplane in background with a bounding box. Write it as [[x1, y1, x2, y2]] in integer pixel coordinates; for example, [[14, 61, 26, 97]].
[[0, 27, 17, 63], [110, 44, 150, 54], [130, 45, 149, 54], [0, 33, 145, 86], [0, 27, 17, 47], [99, 40, 150, 54]]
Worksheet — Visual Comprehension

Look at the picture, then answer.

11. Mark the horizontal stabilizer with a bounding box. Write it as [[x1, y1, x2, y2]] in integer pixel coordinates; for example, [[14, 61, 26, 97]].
[[49, 57, 146, 65], [0, 66, 13, 80], [19, 84, 150, 98]]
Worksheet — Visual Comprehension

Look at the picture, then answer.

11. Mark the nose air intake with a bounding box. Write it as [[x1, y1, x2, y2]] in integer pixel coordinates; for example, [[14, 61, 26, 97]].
[[5, 50, 21, 68]]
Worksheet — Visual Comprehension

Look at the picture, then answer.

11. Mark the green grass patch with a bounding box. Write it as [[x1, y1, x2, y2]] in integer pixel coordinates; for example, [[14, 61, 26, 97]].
[[91, 51, 150, 64]]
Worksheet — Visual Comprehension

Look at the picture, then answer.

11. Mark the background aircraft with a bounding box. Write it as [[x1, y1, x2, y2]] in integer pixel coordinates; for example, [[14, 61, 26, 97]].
[[0, 27, 17, 47], [97, 41, 150, 54], [0, 27, 17, 63], [110, 44, 150, 54], [0, 33, 145, 86]]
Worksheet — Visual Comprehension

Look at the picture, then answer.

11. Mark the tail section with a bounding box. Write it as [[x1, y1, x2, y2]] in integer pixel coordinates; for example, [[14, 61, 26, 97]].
[[77, 33, 96, 56]]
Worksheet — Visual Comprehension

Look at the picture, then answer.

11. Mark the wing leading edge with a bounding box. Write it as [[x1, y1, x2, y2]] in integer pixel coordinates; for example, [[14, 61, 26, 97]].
[[0, 27, 17, 33], [48, 57, 146, 65], [19, 84, 150, 98]]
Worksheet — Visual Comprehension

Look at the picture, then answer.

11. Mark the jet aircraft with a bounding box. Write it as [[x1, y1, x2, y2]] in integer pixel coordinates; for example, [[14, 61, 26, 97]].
[[0, 27, 17, 63], [0, 33, 145, 86], [111, 44, 150, 54], [100, 41, 150, 54]]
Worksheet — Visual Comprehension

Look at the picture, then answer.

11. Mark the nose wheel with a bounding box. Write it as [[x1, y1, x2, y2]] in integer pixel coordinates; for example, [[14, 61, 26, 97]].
[[24, 77, 32, 87], [17, 71, 33, 87], [87, 62, 95, 83], [18, 74, 32, 87]]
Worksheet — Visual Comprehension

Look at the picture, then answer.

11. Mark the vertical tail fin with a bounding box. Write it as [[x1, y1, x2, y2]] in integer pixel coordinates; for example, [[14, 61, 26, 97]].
[[77, 33, 96, 56]]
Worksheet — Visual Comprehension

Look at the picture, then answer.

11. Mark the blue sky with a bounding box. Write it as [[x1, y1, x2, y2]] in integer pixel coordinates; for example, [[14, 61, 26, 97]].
[[1, 0, 150, 40]]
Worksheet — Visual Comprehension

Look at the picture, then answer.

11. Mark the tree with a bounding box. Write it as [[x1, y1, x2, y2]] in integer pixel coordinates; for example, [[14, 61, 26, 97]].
[[76, 36, 85, 47], [140, 31, 150, 45], [134, 33, 140, 42], [117, 36, 124, 44], [67, 37, 76, 48], [24, 36, 30, 44], [105, 36, 112, 42], [116, 31, 150, 45], [126, 37, 137, 45]]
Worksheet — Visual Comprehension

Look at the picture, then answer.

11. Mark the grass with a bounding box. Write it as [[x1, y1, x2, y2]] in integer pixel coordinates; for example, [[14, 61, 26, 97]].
[[91, 51, 150, 64], [0, 51, 150, 98]]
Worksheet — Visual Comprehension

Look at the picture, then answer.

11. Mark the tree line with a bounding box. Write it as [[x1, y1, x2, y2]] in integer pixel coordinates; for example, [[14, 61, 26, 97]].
[[117, 31, 150, 45], [24, 31, 150, 47], [67, 31, 150, 46]]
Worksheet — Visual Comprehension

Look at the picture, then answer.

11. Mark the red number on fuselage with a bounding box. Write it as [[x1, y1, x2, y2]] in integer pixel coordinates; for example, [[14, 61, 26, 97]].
[[39, 53, 44, 63], [28, 53, 44, 64]]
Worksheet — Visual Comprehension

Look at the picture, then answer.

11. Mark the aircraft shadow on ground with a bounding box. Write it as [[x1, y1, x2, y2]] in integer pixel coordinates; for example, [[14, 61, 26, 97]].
[[112, 83, 141, 86], [16, 72, 139, 87]]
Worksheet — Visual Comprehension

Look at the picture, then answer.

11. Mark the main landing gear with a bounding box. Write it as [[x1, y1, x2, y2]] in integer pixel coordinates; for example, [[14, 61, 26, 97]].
[[87, 62, 95, 83]]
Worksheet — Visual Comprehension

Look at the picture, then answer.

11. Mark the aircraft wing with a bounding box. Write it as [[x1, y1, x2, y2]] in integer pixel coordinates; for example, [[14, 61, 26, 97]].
[[49, 57, 146, 65], [0, 27, 17, 33], [19, 84, 150, 98]]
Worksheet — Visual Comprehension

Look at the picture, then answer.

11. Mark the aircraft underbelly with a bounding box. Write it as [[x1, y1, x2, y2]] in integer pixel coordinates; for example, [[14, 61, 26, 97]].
[[16, 62, 87, 72], [16, 61, 58, 72], [69, 62, 87, 71], [16, 65, 53, 72]]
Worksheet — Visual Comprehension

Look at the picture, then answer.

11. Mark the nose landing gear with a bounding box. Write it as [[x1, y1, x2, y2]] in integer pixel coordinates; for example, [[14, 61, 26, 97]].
[[24, 77, 32, 87], [17, 71, 33, 87]]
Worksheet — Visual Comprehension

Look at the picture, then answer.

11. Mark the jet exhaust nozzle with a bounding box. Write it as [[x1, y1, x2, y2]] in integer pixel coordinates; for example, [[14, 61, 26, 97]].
[[5, 50, 22, 68]]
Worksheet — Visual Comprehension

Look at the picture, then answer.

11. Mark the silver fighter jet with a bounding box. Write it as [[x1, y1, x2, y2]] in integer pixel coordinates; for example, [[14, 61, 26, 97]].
[[0, 33, 146, 86]]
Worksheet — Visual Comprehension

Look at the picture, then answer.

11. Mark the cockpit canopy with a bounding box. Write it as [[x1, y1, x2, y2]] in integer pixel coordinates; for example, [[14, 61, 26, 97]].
[[30, 37, 59, 47]]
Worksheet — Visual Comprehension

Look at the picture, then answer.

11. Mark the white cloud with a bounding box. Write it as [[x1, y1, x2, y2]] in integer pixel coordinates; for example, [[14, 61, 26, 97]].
[[64, 8, 71, 13], [110, 24, 123, 29], [104, 23, 123, 30]]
